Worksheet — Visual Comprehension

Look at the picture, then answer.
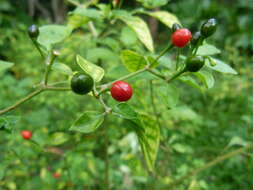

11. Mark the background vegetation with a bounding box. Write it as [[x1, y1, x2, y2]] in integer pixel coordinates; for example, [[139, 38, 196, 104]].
[[0, 0, 252, 189]]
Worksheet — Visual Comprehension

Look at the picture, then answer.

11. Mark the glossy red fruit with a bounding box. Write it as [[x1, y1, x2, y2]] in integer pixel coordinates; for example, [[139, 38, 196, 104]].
[[21, 130, 32, 140], [171, 28, 192, 48], [53, 172, 61, 179], [110, 81, 132, 102]]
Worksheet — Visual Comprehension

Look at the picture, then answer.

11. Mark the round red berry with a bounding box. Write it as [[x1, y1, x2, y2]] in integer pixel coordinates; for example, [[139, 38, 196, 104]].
[[110, 81, 133, 102], [53, 172, 61, 179], [21, 130, 32, 140], [171, 28, 192, 48]]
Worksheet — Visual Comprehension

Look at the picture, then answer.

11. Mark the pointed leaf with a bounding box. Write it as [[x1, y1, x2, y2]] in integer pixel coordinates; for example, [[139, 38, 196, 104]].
[[119, 15, 154, 52], [121, 50, 147, 72], [38, 25, 72, 50], [197, 44, 221, 56], [0, 60, 14, 73], [49, 132, 70, 146], [144, 11, 180, 28], [206, 58, 238, 75], [76, 55, 105, 82], [138, 114, 160, 171], [179, 76, 204, 92], [52, 62, 73, 75], [70, 111, 104, 133], [194, 70, 215, 89]]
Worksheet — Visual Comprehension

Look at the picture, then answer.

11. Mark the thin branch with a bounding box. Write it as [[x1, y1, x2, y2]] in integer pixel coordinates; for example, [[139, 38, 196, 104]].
[[167, 144, 253, 189], [0, 86, 71, 116]]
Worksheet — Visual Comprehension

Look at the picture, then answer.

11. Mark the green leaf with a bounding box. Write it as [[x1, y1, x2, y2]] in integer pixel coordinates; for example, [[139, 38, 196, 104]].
[[0, 116, 19, 133], [118, 15, 154, 52], [48, 132, 70, 146], [67, 14, 89, 29], [72, 7, 102, 19], [144, 11, 180, 28], [194, 70, 215, 89], [0, 60, 14, 73], [228, 136, 249, 148], [138, 114, 160, 171], [179, 76, 204, 92], [38, 25, 72, 50], [52, 62, 73, 75], [137, 0, 169, 8], [206, 58, 238, 75], [196, 44, 221, 56], [0, 164, 7, 180], [70, 111, 104, 133], [120, 26, 138, 46], [147, 56, 159, 68], [76, 55, 105, 82], [159, 84, 179, 109], [114, 103, 160, 171], [121, 50, 147, 72]]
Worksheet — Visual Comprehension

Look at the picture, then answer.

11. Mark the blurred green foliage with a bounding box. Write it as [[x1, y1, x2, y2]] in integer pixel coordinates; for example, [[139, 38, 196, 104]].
[[0, 0, 253, 189]]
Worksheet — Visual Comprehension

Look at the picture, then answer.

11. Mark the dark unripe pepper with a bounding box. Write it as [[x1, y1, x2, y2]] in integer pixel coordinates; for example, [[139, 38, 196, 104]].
[[172, 23, 182, 33], [110, 81, 132, 102], [171, 28, 192, 48], [71, 72, 94, 95], [191, 31, 202, 46], [201, 18, 217, 38], [28, 24, 39, 38], [185, 56, 205, 72]]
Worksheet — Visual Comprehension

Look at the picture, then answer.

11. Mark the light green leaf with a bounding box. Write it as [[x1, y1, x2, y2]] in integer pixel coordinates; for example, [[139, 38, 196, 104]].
[[196, 44, 221, 56], [228, 136, 249, 147], [179, 76, 204, 92], [70, 111, 104, 133], [119, 16, 154, 52], [76, 55, 105, 82], [49, 132, 69, 146], [0, 60, 14, 73], [72, 7, 102, 19], [52, 62, 73, 75], [0, 164, 7, 180], [38, 25, 72, 50], [120, 26, 138, 46], [159, 84, 179, 109], [206, 58, 238, 75], [137, 0, 169, 8], [115, 103, 160, 171], [138, 114, 160, 171], [121, 50, 147, 72], [144, 11, 180, 28], [194, 70, 215, 89]]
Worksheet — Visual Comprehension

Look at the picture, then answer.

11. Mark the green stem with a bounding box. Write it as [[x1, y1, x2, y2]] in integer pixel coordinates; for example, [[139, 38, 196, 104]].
[[31, 39, 45, 59], [44, 52, 58, 85], [167, 144, 253, 189], [166, 68, 186, 83], [153, 44, 174, 66], [0, 86, 70, 116]]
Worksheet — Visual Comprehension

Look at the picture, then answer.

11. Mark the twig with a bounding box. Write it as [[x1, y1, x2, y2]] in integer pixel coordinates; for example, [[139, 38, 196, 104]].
[[167, 144, 253, 189], [0, 86, 71, 116]]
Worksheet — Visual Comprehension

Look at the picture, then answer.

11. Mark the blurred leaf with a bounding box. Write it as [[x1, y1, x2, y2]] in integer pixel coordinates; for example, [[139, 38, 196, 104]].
[[147, 56, 159, 68], [179, 76, 203, 92], [194, 70, 215, 89], [121, 50, 147, 72], [72, 7, 102, 19], [52, 62, 73, 75], [76, 55, 104, 82], [228, 136, 249, 147], [120, 26, 138, 46], [138, 114, 160, 171], [206, 58, 238, 75], [67, 14, 89, 29], [0, 164, 7, 180], [144, 11, 180, 28], [87, 47, 118, 63], [0, 60, 14, 73], [70, 111, 104, 133], [118, 15, 154, 52], [0, 116, 19, 133], [49, 132, 70, 146], [137, 0, 169, 8], [197, 44, 221, 56], [38, 25, 72, 50], [159, 84, 179, 109]]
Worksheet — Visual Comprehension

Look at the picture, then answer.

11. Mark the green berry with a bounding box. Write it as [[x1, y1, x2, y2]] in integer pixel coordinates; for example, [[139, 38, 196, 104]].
[[186, 56, 205, 72], [71, 73, 94, 95]]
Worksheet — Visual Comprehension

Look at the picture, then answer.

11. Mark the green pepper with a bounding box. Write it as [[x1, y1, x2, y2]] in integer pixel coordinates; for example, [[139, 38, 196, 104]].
[[201, 18, 217, 38], [71, 72, 94, 95], [185, 56, 205, 72]]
